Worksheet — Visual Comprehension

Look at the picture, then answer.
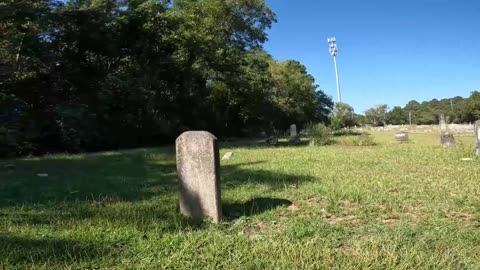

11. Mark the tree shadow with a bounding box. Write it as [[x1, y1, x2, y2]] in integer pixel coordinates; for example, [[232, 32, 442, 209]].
[[222, 161, 313, 189], [223, 197, 292, 221], [0, 150, 178, 207], [0, 234, 112, 268], [0, 148, 315, 266], [219, 137, 311, 149], [0, 149, 313, 241]]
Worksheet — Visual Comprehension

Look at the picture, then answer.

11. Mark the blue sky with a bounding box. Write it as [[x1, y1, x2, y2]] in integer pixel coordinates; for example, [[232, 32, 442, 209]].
[[263, 0, 480, 113]]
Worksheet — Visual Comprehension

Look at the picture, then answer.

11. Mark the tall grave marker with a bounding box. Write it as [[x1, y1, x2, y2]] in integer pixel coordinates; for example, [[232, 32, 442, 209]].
[[290, 124, 297, 138], [289, 124, 301, 144], [439, 114, 456, 148], [176, 131, 222, 223]]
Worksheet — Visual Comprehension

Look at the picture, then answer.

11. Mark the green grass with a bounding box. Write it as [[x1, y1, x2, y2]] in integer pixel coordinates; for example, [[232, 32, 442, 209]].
[[1, 132, 479, 269]]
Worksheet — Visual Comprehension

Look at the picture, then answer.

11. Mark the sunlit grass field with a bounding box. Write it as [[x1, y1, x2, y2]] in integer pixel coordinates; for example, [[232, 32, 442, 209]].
[[1, 132, 479, 269]]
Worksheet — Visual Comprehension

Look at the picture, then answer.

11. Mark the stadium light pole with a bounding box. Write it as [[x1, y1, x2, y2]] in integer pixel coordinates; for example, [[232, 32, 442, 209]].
[[328, 37, 341, 103]]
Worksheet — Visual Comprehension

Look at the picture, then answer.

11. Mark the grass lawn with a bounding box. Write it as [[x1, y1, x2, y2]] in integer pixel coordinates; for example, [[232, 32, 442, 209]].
[[1, 132, 479, 269]]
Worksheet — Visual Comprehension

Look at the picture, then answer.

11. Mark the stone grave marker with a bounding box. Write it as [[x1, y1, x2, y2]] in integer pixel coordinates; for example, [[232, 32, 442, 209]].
[[290, 124, 297, 138], [176, 131, 222, 223], [289, 124, 301, 144], [440, 133, 456, 148], [394, 132, 409, 142]]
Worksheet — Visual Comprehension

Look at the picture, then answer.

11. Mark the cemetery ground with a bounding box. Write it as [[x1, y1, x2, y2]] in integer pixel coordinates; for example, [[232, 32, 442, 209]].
[[1, 132, 479, 269]]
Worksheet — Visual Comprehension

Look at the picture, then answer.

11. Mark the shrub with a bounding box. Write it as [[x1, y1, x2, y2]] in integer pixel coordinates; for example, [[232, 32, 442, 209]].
[[307, 123, 332, 146], [338, 134, 376, 146], [332, 129, 362, 137]]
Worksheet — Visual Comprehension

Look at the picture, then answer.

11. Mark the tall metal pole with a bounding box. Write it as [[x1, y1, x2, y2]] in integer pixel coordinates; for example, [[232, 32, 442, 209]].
[[332, 55, 341, 103], [328, 37, 341, 103]]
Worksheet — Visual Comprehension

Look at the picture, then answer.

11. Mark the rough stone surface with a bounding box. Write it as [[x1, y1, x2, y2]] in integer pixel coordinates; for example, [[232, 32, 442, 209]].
[[394, 132, 409, 142], [288, 124, 301, 144], [475, 120, 480, 156], [440, 133, 456, 148], [222, 152, 233, 160], [176, 131, 222, 223], [290, 124, 297, 138]]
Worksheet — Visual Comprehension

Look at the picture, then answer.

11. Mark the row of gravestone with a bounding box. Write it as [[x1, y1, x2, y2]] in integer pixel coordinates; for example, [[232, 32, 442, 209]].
[[395, 120, 480, 151], [176, 120, 480, 223]]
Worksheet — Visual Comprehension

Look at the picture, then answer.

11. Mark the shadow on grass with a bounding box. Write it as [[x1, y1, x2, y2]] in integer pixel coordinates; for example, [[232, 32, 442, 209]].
[[0, 155, 312, 207], [220, 138, 312, 150], [0, 151, 177, 207], [0, 234, 113, 267], [0, 149, 312, 220], [223, 197, 292, 221], [0, 148, 313, 265]]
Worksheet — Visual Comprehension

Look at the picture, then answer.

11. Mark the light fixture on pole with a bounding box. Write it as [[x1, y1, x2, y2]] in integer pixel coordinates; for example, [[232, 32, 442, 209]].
[[327, 37, 341, 103]]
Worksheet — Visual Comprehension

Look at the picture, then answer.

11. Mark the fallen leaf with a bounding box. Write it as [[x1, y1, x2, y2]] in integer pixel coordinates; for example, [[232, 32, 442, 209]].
[[287, 204, 299, 211]]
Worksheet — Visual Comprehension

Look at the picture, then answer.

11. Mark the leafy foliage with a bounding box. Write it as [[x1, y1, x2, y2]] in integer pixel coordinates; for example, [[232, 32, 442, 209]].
[[365, 104, 388, 127], [329, 102, 356, 129], [306, 123, 332, 146], [0, 0, 332, 157], [385, 92, 480, 125]]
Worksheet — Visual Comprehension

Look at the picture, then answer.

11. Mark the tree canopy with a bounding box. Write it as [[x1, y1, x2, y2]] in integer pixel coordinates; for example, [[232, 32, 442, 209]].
[[385, 92, 480, 125], [0, 0, 333, 157]]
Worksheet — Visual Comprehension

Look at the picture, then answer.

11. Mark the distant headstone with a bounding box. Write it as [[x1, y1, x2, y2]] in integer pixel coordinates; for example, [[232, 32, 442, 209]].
[[289, 124, 301, 144], [222, 152, 233, 160], [290, 124, 297, 138], [439, 114, 447, 133], [475, 120, 480, 156], [440, 133, 456, 148], [394, 132, 409, 142], [176, 131, 222, 223]]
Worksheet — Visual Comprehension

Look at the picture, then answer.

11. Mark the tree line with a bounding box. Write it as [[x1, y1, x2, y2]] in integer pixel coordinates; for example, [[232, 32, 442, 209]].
[[361, 91, 480, 126], [0, 0, 333, 157]]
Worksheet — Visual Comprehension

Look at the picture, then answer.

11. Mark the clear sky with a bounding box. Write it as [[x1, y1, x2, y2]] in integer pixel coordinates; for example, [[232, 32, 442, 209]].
[[263, 0, 480, 113]]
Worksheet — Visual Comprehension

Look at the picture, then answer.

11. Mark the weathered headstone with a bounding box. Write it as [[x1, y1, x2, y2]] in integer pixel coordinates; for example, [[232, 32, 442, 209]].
[[439, 114, 447, 133], [440, 133, 456, 148], [394, 132, 409, 142], [475, 120, 480, 156], [176, 131, 222, 223], [288, 124, 301, 144], [290, 124, 297, 138]]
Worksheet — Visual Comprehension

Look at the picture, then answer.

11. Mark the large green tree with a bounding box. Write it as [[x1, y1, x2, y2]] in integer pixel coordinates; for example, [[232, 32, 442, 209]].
[[365, 104, 388, 126], [387, 106, 408, 125], [0, 0, 333, 157], [330, 102, 356, 129]]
